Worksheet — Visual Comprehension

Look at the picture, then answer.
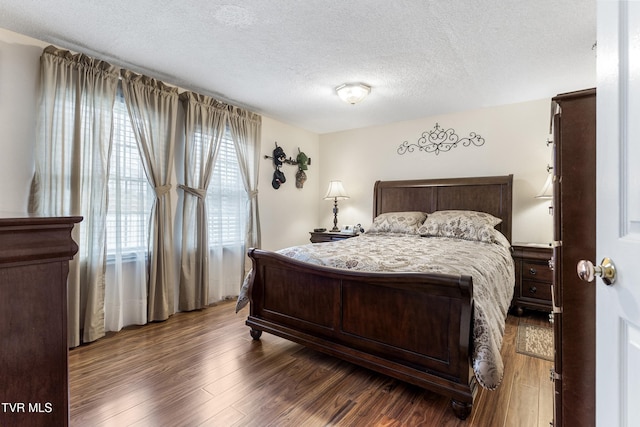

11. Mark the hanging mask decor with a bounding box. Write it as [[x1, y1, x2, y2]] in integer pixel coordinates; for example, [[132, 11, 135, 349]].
[[295, 170, 307, 189], [295, 149, 309, 188], [272, 169, 286, 189], [271, 144, 287, 189], [273, 145, 287, 167], [265, 142, 311, 190]]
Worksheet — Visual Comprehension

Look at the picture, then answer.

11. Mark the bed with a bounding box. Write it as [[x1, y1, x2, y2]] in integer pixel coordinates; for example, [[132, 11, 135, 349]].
[[236, 175, 514, 419]]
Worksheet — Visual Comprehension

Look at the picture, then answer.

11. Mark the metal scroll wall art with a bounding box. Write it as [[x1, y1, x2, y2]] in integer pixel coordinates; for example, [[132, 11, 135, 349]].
[[397, 123, 485, 156], [264, 142, 311, 189]]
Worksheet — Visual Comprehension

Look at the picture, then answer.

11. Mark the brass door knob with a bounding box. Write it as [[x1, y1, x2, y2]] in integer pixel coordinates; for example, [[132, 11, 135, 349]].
[[577, 257, 617, 286]]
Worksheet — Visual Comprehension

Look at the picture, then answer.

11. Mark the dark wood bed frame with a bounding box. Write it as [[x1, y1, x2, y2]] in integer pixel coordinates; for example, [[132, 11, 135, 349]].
[[245, 175, 513, 419]]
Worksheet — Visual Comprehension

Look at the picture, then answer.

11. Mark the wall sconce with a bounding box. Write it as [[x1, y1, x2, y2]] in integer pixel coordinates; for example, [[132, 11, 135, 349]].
[[324, 180, 349, 231], [335, 83, 371, 104]]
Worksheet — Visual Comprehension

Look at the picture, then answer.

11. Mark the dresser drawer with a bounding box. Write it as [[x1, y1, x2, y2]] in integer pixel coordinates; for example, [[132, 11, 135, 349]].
[[522, 260, 553, 283], [520, 279, 552, 302]]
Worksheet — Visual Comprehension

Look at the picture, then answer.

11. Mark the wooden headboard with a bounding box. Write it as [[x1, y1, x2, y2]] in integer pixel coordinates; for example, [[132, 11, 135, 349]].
[[373, 175, 513, 242]]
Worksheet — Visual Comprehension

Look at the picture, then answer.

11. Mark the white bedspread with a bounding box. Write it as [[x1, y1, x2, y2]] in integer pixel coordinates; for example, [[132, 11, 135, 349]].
[[236, 233, 514, 390]]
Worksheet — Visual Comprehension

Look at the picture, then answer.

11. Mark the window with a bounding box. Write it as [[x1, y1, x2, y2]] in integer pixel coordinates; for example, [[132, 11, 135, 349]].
[[105, 89, 153, 256], [205, 130, 247, 247], [105, 94, 246, 255]]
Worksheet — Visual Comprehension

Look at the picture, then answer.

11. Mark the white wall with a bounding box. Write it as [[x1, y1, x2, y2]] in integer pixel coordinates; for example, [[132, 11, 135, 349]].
[[0, 30, 47, 213], [318, 100, 555, 244]]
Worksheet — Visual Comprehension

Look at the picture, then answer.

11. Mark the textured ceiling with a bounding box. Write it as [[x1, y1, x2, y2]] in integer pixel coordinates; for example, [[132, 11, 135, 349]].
[[0, 1, 596, 134]]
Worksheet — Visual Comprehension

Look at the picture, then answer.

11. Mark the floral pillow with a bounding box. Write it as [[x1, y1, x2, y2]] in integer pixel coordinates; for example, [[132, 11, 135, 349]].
[[366, 211, 427, 235], [418, 210, 502, 243]]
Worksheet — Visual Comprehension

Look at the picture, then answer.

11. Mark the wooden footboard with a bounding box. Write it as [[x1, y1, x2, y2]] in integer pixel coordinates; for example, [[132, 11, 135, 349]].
[[245, 248, 477, 420]]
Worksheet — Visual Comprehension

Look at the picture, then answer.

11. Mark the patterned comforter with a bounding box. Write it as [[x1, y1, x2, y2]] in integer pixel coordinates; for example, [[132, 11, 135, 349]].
[[236, 232, 515, 390]]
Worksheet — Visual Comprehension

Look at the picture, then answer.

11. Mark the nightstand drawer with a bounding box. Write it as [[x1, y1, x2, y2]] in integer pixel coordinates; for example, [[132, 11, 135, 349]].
[[522, 260, 553, 283], [520, 279, 552, 302]]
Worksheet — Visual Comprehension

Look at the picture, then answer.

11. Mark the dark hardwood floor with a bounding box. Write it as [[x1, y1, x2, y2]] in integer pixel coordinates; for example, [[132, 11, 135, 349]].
[[69, 300, 553, 426]]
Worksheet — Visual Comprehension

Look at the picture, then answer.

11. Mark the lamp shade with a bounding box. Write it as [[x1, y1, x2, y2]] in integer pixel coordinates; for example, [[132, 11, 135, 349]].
[[335, 83, 371, 104], [324, 180, 349, 200], [535, 173, 553, 199]]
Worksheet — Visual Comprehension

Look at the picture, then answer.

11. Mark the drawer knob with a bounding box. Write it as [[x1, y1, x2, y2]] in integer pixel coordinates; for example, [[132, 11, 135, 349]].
[[529, 286, 537, 294], [529, 268, 537, 275]]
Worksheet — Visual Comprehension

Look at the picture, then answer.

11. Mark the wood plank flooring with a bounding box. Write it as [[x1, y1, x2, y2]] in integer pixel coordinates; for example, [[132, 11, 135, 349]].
[[69, 300, 553, 426]]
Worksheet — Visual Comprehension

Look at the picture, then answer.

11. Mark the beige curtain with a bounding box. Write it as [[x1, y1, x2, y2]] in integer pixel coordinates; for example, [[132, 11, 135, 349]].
[[178, 92, 228, 310], [103, 89, 153, 332], [227, 106, 262, 257], [121, 71, 178, 321], [29, 46, 119, 347]]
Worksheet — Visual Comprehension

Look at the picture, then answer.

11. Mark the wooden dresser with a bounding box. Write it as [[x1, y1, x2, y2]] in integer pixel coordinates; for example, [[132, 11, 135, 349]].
[[551, 89, 596, 427], [0, 214, 81, 427]]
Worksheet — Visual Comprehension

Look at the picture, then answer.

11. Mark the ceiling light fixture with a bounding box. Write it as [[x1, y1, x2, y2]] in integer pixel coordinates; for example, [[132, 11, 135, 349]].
[[335, 83, 371, 104]]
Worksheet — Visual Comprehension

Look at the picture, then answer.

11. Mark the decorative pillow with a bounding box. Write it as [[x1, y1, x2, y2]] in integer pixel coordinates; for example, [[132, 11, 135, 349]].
[[417, 210, 502, 243], [366, 211, 427, 235]]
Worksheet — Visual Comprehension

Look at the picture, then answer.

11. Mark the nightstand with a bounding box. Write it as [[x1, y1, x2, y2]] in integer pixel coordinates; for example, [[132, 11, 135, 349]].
[[309, 231, 357, 243], [511, 243, 553, 315]]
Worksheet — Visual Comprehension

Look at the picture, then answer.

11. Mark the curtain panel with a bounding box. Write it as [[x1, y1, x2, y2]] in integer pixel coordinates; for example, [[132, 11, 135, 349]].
[[178, 92, 228, 310], [228, 106, 262, 262], [121, 70, 179, 322], [29, 45, 120, 347], [102, 88, 153, 333]]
